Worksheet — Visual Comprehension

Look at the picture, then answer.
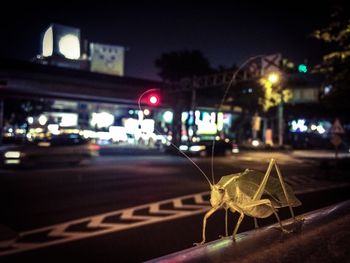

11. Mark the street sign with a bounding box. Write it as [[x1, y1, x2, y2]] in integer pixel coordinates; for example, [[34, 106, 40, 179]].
[[331, 118, 345, 134], [330, 119, 345, 159], [330, 134, 342, 147]]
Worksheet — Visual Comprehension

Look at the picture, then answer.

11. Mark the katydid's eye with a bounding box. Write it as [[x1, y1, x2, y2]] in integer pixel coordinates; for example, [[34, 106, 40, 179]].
[[218, 188, 224, 193]]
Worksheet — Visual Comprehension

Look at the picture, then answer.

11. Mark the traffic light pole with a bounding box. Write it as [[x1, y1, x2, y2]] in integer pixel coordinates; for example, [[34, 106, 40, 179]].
[[277, 100, 284, 147]]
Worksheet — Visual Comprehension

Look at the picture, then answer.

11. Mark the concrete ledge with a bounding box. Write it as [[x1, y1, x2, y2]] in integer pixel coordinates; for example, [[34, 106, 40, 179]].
[[0, 225, 18, 248], [146, 200, 350, 263]]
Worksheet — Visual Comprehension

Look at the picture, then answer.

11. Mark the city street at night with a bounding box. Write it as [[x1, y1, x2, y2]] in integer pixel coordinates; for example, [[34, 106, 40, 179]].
[[1, 150, 349, 262], [0, 1, 349, 262]]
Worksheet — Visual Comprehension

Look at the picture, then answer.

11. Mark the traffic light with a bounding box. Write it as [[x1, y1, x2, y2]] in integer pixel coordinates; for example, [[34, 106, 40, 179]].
[[148, 94, 160, 106], [298, 64, 308, 73], [138, 88, 161, 107]]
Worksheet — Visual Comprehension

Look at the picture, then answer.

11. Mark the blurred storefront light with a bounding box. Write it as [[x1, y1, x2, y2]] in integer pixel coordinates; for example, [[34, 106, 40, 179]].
[[48, 124, 60, 135], [291, 119, 307, 133], [217, 112, 224, 131], [252, 139, 260, 147], [27, 116, 34, 125], [38, 115, 48, 126], [316, 125, 326, 134], [181, 112, 189, 122], [163, 111, 173, 123], [91, 112, 114, 128]]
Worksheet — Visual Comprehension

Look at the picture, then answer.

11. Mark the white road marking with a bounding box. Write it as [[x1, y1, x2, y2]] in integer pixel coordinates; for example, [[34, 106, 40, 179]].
[[0, 191, 210, 257], [1, 178, 349, 257]]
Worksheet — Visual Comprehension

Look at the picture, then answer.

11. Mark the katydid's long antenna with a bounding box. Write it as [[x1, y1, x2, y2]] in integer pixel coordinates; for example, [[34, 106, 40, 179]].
[[138, 89, 213, 187], [210, 54, 266, 185], [211, 140, 216, 184]]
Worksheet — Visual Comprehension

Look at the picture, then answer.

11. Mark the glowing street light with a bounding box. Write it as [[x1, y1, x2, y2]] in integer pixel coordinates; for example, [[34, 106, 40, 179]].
[[267, 72, 280, 84]]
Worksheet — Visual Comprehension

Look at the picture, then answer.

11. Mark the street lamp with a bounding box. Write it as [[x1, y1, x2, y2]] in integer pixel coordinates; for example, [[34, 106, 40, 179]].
[[267, 72, 284, 147], [268, 72, 280, 84]]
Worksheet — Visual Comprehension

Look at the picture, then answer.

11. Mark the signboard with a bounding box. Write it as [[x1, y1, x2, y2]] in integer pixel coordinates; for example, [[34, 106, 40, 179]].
[[90, 43, 125, 76], [42, 24, 81, 59], [251, 115, 261, 131], [265, 128, 273, 146]]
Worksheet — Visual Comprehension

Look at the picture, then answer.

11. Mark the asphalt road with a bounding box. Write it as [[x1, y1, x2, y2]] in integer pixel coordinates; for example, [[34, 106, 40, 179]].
[[0, 150, 349, 262]]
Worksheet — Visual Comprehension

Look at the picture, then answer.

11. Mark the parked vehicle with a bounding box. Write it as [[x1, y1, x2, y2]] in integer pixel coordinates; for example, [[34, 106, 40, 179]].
[[179, 135, 239, 157]]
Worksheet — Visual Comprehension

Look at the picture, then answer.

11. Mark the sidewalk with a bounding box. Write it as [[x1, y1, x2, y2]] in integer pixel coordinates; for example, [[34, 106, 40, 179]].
[[292, 150, 350, 159]]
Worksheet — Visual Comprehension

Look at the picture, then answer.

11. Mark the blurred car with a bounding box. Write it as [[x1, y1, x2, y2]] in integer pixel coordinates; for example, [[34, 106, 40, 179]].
[[179, 136, 239, 157], [0, 133, 99, 167]]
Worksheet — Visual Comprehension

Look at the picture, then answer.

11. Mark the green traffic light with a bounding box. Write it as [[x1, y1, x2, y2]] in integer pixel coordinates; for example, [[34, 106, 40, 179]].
[[298, 64, 308, 73]]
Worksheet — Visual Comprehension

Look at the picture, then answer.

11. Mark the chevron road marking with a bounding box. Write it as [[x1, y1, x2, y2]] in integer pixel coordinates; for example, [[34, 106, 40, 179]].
[[0, 191, 211, 257], [1, 178, 349, 257]]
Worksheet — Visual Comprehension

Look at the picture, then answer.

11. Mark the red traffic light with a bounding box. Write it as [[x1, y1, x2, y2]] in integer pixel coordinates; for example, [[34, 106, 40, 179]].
[[138, 88, 161, 108], [148, 93, 160, 106]]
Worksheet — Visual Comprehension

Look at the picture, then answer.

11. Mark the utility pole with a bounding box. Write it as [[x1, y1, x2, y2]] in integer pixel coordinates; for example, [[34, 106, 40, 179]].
[[0, 99, 3, 145], [277, 97, 284, 147], [267, 72, 284, 147]]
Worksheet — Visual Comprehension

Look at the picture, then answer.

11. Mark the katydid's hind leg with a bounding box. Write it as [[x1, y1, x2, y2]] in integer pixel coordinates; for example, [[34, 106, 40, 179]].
[[252, 159, 275, 201], [194, 207, 218, 246], [254, 218, 259, 229], [265, 200, 289, 233], [244, 199, 290, 233], [274, 162, 297, 221]]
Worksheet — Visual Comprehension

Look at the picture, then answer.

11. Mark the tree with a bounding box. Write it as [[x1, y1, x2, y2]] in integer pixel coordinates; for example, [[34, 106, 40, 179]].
[[259, 75, 292, 112], [312, 3, 350, 119], [4, 98, 52, 127], [155, 50, 212, 82]]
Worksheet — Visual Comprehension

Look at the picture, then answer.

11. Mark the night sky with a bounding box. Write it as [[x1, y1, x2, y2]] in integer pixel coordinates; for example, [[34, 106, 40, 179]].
[[0, 1, 343, 80]]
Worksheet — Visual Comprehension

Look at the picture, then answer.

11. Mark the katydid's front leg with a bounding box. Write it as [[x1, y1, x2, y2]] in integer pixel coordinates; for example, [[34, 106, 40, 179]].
[[194, 207, 218, 245], [219, 208, 232, 239], [232, 212, 244, 240]]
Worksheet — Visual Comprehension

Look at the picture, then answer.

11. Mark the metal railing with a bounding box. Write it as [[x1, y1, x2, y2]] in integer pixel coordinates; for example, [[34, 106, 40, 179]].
[[146, 200, 350, 263]]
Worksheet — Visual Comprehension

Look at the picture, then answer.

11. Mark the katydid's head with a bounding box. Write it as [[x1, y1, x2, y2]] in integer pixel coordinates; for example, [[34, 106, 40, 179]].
[[210, 185, 225, 207]]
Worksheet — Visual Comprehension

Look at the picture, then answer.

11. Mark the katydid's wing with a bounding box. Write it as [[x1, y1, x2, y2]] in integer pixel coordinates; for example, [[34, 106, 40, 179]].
[[238, 170, 302, 207], [216, 173, 242, 188]]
